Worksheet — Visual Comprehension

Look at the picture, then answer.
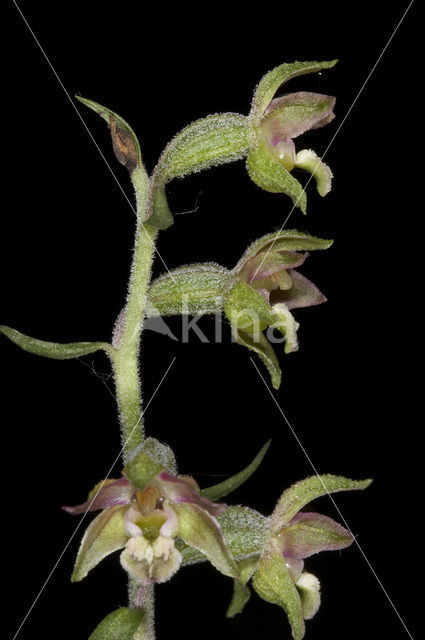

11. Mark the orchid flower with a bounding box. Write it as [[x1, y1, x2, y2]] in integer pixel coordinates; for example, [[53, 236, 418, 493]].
[[247, 60, 337, 214], [225, 230, 333, 388], [221, 475, 372, 640], [64, 448, 239, 597]]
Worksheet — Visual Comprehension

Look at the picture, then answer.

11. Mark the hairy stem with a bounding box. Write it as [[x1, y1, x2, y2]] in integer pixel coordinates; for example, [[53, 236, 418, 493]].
[[111, 167, 157, 460]]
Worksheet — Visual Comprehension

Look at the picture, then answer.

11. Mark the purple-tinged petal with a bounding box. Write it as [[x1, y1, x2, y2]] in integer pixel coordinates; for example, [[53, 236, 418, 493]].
[[276, 512, 353, 559], [261, 92, 335, 142], [63, 477, 133, 515], [238, 251, 307, 284], [275, 270, 327, 310], [158, 471, 226, 516]]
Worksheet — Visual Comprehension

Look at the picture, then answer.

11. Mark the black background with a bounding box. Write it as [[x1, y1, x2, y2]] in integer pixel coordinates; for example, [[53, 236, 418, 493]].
[[2, 2, 419, 639]]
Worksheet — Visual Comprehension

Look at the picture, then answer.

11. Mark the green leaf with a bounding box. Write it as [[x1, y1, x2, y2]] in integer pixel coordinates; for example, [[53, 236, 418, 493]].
[[272, 474, 373, 531], [252, 544, 305, 640], [88, 607, 144, 640], [154, 113, 253, 183], [250, 60, 338, 123], [217, 506, 268, 559], [247, 140, 307, 214], [0, 326, 112, 359], [233, 327, 281, 390], [77, 96, 143, 171], [174, 502, 239, 578], [202, 441, 271, 501], [147, 264, 232, 317], [227, 556, 259, 618], [71, 505, 127, 582], [141, 437, 178, 474], [123, 452, 164, 491]]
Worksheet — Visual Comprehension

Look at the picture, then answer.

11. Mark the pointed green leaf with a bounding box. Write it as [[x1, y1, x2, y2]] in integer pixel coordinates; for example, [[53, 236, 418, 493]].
[[272, 475, 373, 532], [247, 141, 307, 214], [77, 96, 143, 170], [71, 505, 128, 582], [251, 60, 338, 123], [217, 506, 268, 559], [0, 326, 112, 359], [174, 502, 239, 578], [296, 573, 321, 620], [233, 327, 281, 390], [252, 544, 305, 640], [227, 556, 259, 618], [123, 452, 164, 491], [201, 441, 271, 501], [88, 607, 144, 640], [147, 264, 232, 317], [154, 113, 253, 184]]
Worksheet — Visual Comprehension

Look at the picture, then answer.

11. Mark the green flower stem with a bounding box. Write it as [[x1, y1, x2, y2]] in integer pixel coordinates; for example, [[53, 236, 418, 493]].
[[110, 167, 157, 463]]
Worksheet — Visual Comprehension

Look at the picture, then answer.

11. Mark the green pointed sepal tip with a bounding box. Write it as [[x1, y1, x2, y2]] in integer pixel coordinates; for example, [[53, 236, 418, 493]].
[[0, 325, 113, 360], [88, 607, 144, 640], [201, 440, 271, 501]]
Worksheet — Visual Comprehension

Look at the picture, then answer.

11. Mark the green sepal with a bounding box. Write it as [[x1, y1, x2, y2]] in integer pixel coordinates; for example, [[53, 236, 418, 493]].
[[227, 556, 259, 618], [250, 60, 338, 123], [154, 113, 253, 183], [233, 328, 281, 390], [123, 452, 164, 491], [202, 441, 271, 501], [272, 474, 373, 531], [76, 96, 143, 170], [235, 230, 333, 268], [71, 505, 127, 582], [88, 607, 144, 640], [147, 264, 232, 317], [247, 140, 307, 214], [252, 544, 305, 640], [0, 326, 112, 359], [149, 185, 174, 230], [174, 502, 239, 578], [224, 280, 276, 331], [141, 437, 178, 474]]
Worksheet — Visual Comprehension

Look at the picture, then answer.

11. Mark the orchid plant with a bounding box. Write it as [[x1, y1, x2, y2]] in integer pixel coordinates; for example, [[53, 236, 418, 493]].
[[1, 60, 371, 640]]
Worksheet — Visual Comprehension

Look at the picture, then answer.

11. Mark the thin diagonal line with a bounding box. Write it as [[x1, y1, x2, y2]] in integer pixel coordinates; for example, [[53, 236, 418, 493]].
[[12, 0, 175, 281], [250, 0, 414, 284], [12, 357, 176, 640], [250, 357, 413, 639]]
